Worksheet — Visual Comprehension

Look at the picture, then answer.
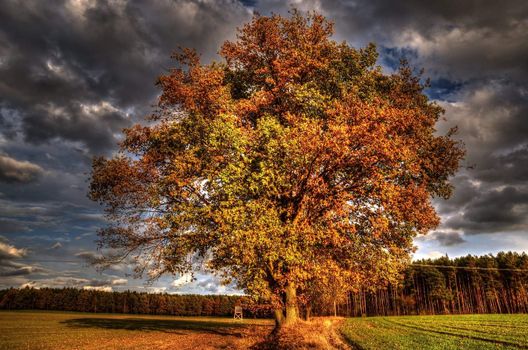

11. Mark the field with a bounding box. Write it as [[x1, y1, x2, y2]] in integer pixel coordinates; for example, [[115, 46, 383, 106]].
[[0, 311, 274, 350], [2, 311, 528, 349], [341, 314, 528, 349]]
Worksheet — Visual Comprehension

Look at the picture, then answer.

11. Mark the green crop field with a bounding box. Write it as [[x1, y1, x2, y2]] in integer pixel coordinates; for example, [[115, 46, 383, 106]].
[[341, 314, 528, 349], [0, 310, 274, 350]]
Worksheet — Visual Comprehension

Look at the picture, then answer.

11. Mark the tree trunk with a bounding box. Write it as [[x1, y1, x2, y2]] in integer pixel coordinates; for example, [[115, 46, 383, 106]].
[[284, 282, 299, 325], [305, 303, 312, 321], [274, 308, 284, 327]]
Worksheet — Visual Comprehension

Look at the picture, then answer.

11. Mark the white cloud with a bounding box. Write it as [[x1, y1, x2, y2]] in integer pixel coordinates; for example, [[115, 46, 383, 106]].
[[83, 285, 113, 292], [413, 250, 446, 261], [111, 278, 128, 285], [50, 242, 63, 249], [20, 281, 38, 289], [66, 0, 97, 18], [0, 241, 26, 259], [171, 273, 193, 288]]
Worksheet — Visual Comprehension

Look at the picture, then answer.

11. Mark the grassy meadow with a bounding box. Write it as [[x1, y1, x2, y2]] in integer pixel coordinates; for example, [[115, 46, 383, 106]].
[[341, 314, 528, 349]]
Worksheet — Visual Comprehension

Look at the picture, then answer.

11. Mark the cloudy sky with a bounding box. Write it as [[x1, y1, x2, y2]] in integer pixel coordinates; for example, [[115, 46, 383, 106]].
[[0, 0, 527, 294]]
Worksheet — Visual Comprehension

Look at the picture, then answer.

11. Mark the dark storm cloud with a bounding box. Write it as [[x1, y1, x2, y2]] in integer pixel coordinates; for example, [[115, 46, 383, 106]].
[[434, 176, 479, 215], [438, 83, 528, 160], [444, 186, 528, 234], [0, 0, 527, 291], [430, 231, 466, 247], [0, 200, 99, 235], [433, 82, 528, 235], [0, 0, 252, 292], [0, 265, 47, 277], [0, 218, 31, 234], [0, 0, 250, 153]]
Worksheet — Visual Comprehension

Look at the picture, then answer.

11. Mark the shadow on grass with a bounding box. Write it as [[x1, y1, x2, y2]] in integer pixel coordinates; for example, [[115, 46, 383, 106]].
[[61, 317, 262, 337]]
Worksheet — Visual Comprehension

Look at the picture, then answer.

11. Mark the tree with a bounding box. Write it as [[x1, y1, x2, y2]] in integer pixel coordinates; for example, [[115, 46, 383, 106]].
[[89, 10, 464, 326], [304, 262, 351, 318]]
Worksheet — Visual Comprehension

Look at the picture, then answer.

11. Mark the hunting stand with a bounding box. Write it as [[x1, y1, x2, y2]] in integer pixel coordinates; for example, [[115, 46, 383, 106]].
[[234, 305, 243, 320]]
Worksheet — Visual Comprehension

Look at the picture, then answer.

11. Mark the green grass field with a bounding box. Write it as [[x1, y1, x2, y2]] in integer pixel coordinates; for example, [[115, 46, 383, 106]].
[[0, 310, 274, 350], [341, 314, 528, 349]]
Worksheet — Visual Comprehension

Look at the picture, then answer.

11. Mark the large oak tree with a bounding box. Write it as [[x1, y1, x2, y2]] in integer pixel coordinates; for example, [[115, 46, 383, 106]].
[[89, 11, 464, 326]]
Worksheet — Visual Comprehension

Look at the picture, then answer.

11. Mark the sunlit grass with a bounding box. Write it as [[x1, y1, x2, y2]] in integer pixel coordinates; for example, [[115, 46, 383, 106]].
[[341, 314, 528, 350]]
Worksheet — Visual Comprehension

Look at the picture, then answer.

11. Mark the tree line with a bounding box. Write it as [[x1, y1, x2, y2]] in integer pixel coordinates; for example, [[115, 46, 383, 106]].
[[1, 252, 527, 317], [326, 251, 528, 317], [0, 288, 272, 318]]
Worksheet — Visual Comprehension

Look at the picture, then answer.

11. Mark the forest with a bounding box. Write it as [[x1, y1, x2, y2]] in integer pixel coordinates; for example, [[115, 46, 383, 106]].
[[1, 252, 527, 318], [0, 288, 269, 317], [340, 251, 528, 317]]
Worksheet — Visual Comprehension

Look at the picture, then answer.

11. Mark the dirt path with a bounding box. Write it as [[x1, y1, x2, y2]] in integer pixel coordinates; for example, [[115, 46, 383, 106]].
[[253, 317, 353, 350], [325, 318, 354, 350]]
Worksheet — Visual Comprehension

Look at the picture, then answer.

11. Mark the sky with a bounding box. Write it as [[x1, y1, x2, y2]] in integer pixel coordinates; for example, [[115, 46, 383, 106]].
[[0, 0, 527, 294]]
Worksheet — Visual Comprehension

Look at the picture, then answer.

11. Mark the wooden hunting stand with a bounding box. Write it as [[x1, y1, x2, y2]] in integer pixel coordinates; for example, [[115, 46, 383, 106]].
[[234, 306, 243, 320]]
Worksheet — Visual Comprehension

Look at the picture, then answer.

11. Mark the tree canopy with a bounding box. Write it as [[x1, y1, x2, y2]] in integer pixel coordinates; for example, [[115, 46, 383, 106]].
[[89, 10, 464, 325]]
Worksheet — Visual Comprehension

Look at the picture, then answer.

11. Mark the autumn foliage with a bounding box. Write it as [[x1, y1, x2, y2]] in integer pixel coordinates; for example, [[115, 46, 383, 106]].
[[89, 11, 464, 326]]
